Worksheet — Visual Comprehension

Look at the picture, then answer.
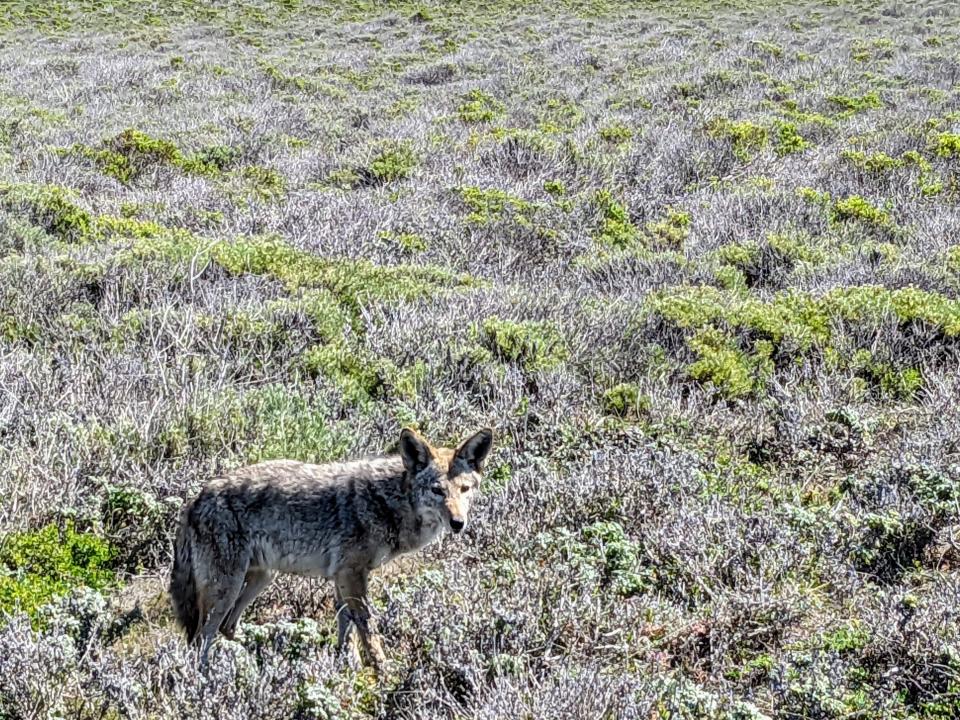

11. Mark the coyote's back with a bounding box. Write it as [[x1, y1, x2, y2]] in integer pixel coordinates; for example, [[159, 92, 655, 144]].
[[168, 427, 493, 668]]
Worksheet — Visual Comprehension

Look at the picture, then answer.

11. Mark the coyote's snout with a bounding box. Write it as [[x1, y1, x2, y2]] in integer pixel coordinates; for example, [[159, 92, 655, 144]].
[[168, 426, 493, 668]]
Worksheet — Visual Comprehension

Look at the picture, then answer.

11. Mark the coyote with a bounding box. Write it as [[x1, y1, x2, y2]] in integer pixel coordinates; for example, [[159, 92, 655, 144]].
[[168, 427, 493, 668]]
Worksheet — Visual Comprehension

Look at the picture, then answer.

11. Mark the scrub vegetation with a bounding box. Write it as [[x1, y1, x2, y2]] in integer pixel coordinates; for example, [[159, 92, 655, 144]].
[[1, 0, 959, 718]]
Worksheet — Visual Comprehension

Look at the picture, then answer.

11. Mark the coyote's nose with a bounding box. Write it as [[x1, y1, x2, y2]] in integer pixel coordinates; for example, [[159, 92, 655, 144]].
[[449, 517, 465, 533]]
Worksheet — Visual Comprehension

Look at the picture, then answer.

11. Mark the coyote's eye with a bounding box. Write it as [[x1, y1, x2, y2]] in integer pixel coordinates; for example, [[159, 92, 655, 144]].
[[460, 485, 471, 494], [429, 485, 445, 497]]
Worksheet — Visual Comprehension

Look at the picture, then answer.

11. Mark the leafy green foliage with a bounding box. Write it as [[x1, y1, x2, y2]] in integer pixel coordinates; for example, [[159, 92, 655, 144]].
[[828, 91, 882, 115], [457, 88, 504, 123], [772, 120, 810, 155], [174, 385, 353, 463], [238, 165, 286, 199], [459, 185, 533, 225], [706, 117, 768, 160], [366, 141, 417, 183], [0, 183, 91, 242], [594, 190, 639, 249], [599, 122, 633, 144], [646, 208, 691, 249], [648, 284, 960, 398], [687, 327, 772, 399], [931, 132, 960, 158], [831, 195, 892, 228], [581, 521, 648, 597], [476, 316, 568, 372], [0, 522, 115, 625], [841, 149, 902, 174], [602, 383, 651, 419]]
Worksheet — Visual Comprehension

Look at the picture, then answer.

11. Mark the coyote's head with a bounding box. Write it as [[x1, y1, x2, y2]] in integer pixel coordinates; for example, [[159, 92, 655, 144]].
[[399, 427, 494, 535]]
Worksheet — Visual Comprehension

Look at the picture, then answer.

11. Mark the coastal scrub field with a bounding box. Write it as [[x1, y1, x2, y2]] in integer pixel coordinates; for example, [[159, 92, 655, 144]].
[[0, 0, 959, 717]]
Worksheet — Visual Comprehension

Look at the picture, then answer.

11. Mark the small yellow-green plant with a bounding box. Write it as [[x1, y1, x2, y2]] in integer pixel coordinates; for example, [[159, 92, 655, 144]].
[[594, 190, 639, 249], [646, 208, 691, 249], [459, 186, 533, 225], [840, 150, 902, 174], [0, 522, 116, 626], [475, 316, 568, 373], [773, 121, 810, 156], [831, 195, 891, 228], [706, 118, 768, 161], [932, 132, 960, 158], [828, 92, 882, 116], [367, 141, 417, 183], [602, 383, 652, 419], [457, 89, 505, 123], [599, 122, 633, 144], [0, 182, 91, 242]]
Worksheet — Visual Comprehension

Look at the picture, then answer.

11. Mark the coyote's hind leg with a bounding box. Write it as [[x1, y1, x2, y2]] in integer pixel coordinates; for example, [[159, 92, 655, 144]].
[[220, 569, 274, 640]]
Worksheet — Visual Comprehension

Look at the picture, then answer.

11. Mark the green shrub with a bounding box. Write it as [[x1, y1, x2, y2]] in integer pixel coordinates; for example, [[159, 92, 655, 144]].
[[797, 186, 832, 207], [459, 186, 533, 225], [367, 141, 417, 183], [773, 120, 810, 156], [476, 316, 568, 373], [851, 350, 923, 400], [820, 621, 870, 653], [110, 127, 181, 175], [539, 521, 648, 598], [0, 522, 116, 626], [752, 40, 783, 58], [706, 118, 768, 160], [828, 92, 882, 115], [379, 230, 427, 252], [301, 341, 393, 406], [543, 179, 566, 197], [932, 132, 960, 158], [687, 327, 771, 399], [183, 385, 352, 463], [594, 190, 639, 249], [244, 387, 355, 461], [840, 149, 903, 174], [646, 208, 691, 249], [831, 195, 892, 227], [538, 97, 584, 133], [647, 284, 960, 398], [239, 165, 286, 199], [180, 143, 242, 175], [599, 122, 633, 144], [211, 234, 469, 313], [582, 521, 647, 597], [457, 89, 504, 123], [61, 144, 136, 182], [64, 131, 243, 183], [324, 167, 362, 189], [602, 383, 652, 419], [947, 245, 960, 274], [0, 183, 92, 242]]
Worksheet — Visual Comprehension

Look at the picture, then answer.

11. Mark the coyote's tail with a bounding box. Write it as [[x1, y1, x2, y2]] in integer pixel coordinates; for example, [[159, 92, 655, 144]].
[[169, 504, 199, 643]]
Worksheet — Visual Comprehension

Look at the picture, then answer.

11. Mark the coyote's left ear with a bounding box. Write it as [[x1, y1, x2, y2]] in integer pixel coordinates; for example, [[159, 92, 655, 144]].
[[454, 427, 494, 472]]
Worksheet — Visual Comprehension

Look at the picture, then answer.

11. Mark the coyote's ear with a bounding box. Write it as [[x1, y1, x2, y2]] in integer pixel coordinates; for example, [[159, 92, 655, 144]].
[[399, 427, 432, 475], [454, 427, 494, 472]]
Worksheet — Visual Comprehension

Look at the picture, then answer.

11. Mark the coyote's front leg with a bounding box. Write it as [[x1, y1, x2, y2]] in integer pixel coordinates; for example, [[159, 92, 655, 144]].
[[334, 569, 387, 672]]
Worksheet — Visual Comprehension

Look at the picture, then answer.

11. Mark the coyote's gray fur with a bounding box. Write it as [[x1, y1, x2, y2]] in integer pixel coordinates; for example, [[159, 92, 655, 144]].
[[168, 427, 493, 667]]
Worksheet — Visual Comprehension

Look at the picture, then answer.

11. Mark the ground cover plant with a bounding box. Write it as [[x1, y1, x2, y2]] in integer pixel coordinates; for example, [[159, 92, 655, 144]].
[[1, 0, 959, 717]]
